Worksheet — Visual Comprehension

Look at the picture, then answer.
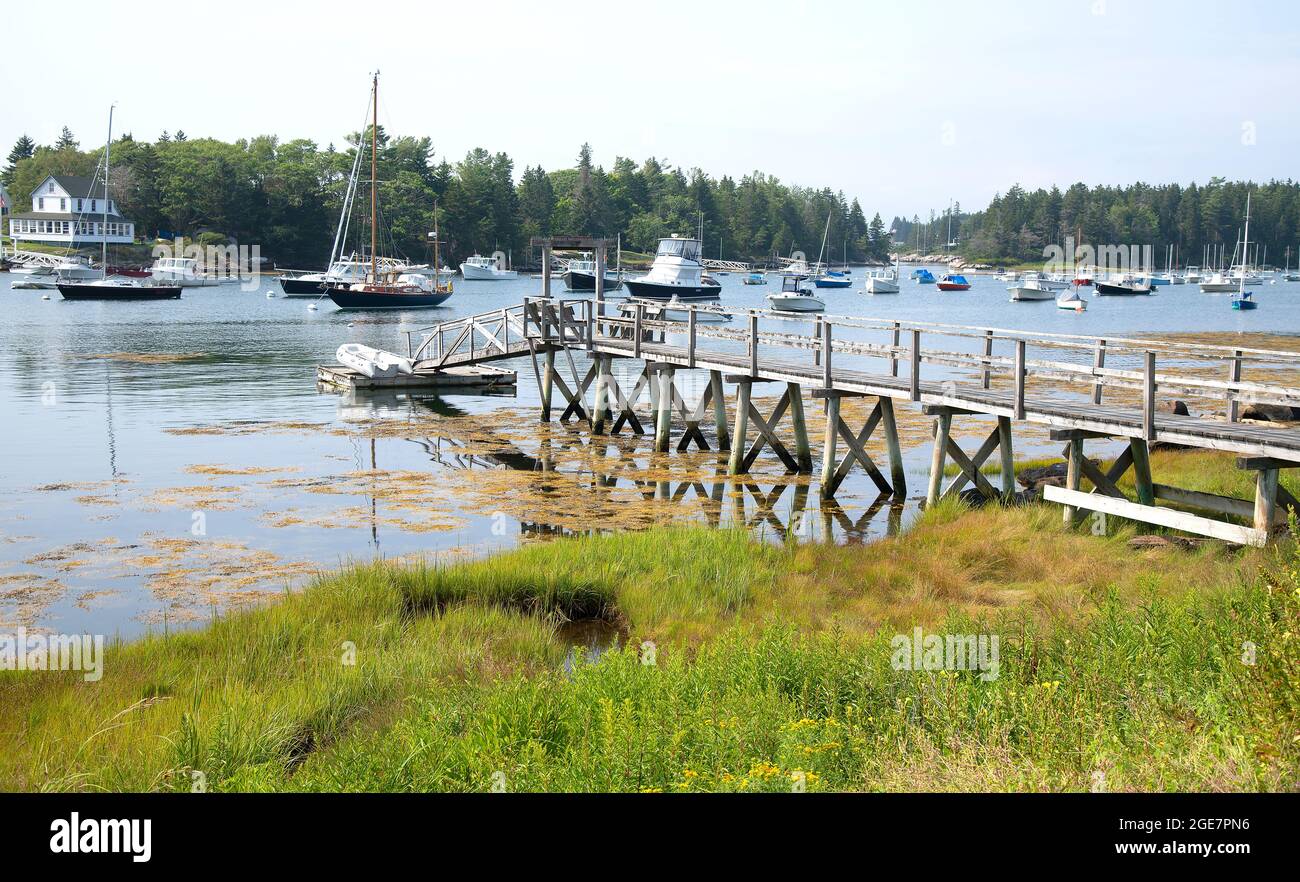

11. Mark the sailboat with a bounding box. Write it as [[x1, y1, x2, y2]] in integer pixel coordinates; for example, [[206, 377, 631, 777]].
[[1283, 246, 1299, 282], [58, 106, 182, 301], [325, 74, 453, 310], [1231, 193, 1257, 310]]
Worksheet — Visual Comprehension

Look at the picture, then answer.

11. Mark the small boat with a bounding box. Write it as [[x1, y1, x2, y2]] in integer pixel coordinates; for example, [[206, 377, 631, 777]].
[[1056, 289, 1087, 311], [106, 264, 152, 278], [1231, 293, 1257, 310], [1020, 271, 1068, 291], [562, 253, 623, 291], [151, 257, 220, 287], [13, 278, 59, 290], [766, 275, 825, 312], [741, 272, 768, 286], [12, 264, 56, 278], [936, 273, 971, 291], [1008, 278, 1055, 301], [1227, 193, 1258, 311], [623, 236, 722, 300], [55, 256, 99, 281], [911, 268, 936, 285], [1198, 273, 1238, 294], [459, 254, 518, 280], [336, 344, 414, 378], [812, 270, 853, 289], [279, 256, 370, 297], [865, 255, 901, 294], [1072, 265, 1096, 286], [660, 296, 732, 323], [1095, 274, 1153, 296], [1183, 266, 1203, 284]]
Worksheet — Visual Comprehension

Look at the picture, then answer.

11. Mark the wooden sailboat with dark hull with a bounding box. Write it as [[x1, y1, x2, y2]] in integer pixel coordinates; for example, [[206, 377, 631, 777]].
[[57, 105, 182, 301], [324, 74, 453, 311]]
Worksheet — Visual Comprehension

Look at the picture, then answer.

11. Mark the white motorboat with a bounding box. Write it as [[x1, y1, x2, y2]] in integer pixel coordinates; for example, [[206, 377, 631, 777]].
[[1183, 266, 1203, 284], [1020, 271, 1069, 291], [1056, 289, 1087, 311], [279, 256, 372, 297], [336, 344, 414, 378], [459, 255, 518, 280], [1199, 272, 1238, 293], [643, 296, 732, 323], [865, 254, 900, 294], [1008, 278, 1055, 301], [13, 278, 59, 290], [55, 256, 99, 281], [13, 263, 56, 278], [151, 257, 220, 287], [623, 236, 722, 300], [766, 275, 825, 312]]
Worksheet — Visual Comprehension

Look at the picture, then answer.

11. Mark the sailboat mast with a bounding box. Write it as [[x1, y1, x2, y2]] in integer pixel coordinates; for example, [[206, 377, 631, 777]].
[[370, 73, 378, 282], [102, 105, 114, 279], [1240, 192, 1251, 297]]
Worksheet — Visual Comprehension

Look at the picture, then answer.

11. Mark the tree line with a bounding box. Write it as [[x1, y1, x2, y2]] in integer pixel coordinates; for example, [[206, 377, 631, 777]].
[[2, 130, 890, 268], [6, 128, 1298, 269], [892, 180, 1300, 268]]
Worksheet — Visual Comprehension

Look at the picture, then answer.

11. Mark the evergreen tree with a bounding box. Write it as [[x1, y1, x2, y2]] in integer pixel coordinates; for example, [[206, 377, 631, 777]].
[[2, 135, 36, 187], [54, 127, 78, 151]]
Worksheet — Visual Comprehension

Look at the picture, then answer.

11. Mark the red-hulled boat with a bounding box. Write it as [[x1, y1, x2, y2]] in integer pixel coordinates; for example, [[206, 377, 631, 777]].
[[936, 273, 971, 291]]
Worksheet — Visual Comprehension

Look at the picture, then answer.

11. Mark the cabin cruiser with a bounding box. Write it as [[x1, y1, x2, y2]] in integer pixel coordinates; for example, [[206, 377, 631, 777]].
[[766, 275, 825, 312], [1019, 271, 1068, 291], [151, 257, 220, 287], [742, 272, 767, 285], [1198, 272, 1238, 294], [459, 255, 518, 280], [936, 273, 972, 291], [1008, 277, 1055, 301], [55, 256, 99, 281], [1095, 274, 1153, 296], [623, 236, 722, 300], [562, 253, 623, 291], [279, 256, 371, 296]]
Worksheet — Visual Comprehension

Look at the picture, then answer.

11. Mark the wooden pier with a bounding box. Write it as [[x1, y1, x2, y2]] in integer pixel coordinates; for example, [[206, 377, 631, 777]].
[[398, 247, 1300, 546]]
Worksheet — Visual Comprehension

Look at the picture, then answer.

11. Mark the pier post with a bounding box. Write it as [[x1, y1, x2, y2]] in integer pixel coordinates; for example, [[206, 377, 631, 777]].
[[541, 245, 551, 298], [655, 366, 675, 453], [540, 349, 555, 422], [591, 355, 610, 435], [1254, 467, 1279, 534], [728, 380, 752, 475], [788, 382, 812, 473], [880, 397, 906, 499], [926, 411, 952, 508], [1063, 438, 1084, 525], [997, 416, 1014, 499], [710, 370, 730, 452], [819, 395, 840, 499], [1130, 438, 1154, 506]]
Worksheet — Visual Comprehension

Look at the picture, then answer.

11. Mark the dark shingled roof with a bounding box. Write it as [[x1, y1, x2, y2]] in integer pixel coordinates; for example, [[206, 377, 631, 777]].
[[33, 175, 99, 199]]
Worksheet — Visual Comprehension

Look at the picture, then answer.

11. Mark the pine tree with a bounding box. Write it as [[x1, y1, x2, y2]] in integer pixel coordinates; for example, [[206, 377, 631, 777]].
[[2, 135, 36, 186], [55, 127, 78, 150]]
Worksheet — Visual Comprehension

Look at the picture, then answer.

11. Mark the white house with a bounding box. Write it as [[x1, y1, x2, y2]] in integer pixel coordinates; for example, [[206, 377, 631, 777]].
[[8, 174, 135, 245]]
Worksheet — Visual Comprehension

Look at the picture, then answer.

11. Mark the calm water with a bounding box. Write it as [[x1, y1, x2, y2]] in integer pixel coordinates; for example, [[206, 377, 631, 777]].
[[2, 266, 1297, 637]]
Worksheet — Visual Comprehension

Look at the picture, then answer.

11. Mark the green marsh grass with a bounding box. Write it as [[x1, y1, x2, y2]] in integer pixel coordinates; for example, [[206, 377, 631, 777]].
[[1, 514, 1295, 792]]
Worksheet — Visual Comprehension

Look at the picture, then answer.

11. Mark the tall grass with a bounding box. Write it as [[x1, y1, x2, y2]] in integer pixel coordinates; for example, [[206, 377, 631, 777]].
[[0, 514, 1294, 792]]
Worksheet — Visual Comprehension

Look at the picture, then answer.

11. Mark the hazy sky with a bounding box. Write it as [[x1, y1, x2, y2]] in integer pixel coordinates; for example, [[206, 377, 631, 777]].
[[4, 0, 1297, 219]]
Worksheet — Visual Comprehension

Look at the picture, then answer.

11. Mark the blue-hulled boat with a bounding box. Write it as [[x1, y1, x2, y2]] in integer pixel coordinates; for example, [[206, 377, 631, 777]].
[[813, 270, 853, 289], [911, 268, 936, 285], [1231, 293, 1257, 310]]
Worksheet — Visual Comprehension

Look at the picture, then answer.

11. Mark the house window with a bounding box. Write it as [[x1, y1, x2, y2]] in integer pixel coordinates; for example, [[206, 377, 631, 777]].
[[91, 200, 97, 211], [77, 199, 82, 211], [38, 198, 44, 210], [47, 182, 54, 193], [60, 198, 66, 210]]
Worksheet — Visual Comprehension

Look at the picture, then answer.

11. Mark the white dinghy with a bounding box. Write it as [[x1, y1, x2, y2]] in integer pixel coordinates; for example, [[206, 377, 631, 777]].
[[336, 344, 414, 378]]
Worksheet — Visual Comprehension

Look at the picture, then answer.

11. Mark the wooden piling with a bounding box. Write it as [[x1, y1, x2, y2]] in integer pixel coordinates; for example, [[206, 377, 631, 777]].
[[819, 394, 840, 499], [1064, 437, 1083, 525], [880, 396, 906, 499], [788, 382, 812, 473], [926, 410, 951, 507], [997, 416, 1014, 499], [655, 367, 675, 453], [591, 354, 609, 435], [540, 349, 555, 421], [710, 370, 730, 452], [1130, 438, 1154, 506], [728, 380, 752, 475], [1255, 467, 1279, 533]]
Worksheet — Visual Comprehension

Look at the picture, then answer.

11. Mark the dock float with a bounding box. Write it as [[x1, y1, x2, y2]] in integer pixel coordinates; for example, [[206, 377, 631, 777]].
[[316, 363, 516, 391]]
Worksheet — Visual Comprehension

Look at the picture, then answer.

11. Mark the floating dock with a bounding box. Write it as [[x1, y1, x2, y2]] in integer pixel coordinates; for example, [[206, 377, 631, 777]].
[[316, 363, 516, 391]]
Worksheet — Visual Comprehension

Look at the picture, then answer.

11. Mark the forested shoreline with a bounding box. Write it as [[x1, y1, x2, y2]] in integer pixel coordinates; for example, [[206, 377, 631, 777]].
[[4, 129, 1298, 269]]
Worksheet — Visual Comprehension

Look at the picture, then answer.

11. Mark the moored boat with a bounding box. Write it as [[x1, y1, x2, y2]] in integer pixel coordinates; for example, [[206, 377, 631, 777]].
[[766, 275, 825, 312], [1056, 289, 1087, 311], [460, 255, 518, 280], [936, 273, 971, 291], [562, 253, 623, 291], [1008, 278, 1055, 301], [58, 277, 182, 300], [911, 268, 936, 285], [1095, 274, 1153, 296], [623, 235, 721, 300]]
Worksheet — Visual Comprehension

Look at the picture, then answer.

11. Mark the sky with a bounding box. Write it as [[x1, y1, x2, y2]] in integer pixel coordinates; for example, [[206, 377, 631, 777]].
[[3, 0, 1298, 220]]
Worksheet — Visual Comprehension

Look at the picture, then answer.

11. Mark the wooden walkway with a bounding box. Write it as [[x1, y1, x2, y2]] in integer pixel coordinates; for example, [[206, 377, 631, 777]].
[[402, 298, 1300, 546]]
